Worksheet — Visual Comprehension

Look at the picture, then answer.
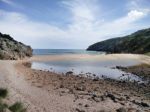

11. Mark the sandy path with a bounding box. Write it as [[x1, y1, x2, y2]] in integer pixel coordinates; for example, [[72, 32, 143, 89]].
[[0, 54, 150, 112], [0, 60, 76, 112]]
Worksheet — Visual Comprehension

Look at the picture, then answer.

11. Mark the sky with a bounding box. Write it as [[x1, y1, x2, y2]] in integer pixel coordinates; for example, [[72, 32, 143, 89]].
[[0, 0, 150, 49]]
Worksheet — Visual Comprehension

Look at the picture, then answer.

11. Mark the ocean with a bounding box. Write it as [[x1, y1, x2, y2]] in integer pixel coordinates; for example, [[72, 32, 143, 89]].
[[33, 49, 104, 55]]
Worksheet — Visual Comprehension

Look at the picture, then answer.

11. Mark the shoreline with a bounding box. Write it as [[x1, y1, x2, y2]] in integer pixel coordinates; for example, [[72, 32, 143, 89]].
[[0, 54, 150, 112]]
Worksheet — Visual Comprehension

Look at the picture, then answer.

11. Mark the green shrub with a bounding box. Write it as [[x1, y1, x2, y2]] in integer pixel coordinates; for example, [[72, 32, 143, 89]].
[[9, 102, 26, 112], [0, 103, 8, 112], [145, 52, 150, 56], [0, 88, 26, 112], [0, 88, 8, 98]]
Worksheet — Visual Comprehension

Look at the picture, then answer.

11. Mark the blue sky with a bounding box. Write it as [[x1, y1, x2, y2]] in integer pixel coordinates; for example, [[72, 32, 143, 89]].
[[0, 0, 150, 49]]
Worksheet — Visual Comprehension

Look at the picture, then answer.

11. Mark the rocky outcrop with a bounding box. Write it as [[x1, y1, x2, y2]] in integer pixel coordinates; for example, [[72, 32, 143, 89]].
[[87, 28, 150, 54], [0, 32, 32, 60]]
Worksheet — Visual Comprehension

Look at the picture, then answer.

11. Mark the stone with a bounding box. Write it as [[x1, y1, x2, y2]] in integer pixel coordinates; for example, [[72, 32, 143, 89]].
[[116, 107, 127, 112], [140, 102, 149, 107], [75, 108, 85, 112], [107, 93, 116, 102], [84, 104, 89, 107]]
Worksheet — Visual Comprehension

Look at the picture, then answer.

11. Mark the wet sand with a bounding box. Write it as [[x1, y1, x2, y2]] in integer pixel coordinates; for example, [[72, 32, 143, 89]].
[[0, 54, 150, 112]]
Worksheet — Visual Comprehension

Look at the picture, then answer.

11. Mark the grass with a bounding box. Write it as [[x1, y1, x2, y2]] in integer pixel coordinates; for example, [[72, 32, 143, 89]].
[[0, 88, 26, 112]]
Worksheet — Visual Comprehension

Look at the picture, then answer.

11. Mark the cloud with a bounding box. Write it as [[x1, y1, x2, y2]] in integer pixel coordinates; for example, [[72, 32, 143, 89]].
[[1, 0, 16, 6], [0, 0, 23, 9], [0, 0, 149, 49]]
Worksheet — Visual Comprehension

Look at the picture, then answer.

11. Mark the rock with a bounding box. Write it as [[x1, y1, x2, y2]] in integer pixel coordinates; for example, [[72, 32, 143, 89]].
[[98, 110, 107, 112], [75, 108, 85, 112], [0, 32, 32, 60], [91, 94, 102, 102], [100, 95, 106, 101], [78, 103, 82, 106], [93, 77, 99, 81], [107, 93, 116, 102], [75, 85, 86, 91], [116, 66, 125, 69], [125, 96, 130, 100], [132, 100, 149, 107], [116, 107, 127, 112], [127, 108, 138, 112], [118, 97, 126, 101], [84, 104, 89, 107], [140, 102, 149, 107], [60, 84, 64, 88], [66, 71, 73, 75], [93, 97, 101, 102]]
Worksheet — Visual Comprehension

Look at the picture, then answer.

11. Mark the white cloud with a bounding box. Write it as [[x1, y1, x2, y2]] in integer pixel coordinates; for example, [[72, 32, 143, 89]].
[[0, 0, 149, 49], [1, 0, 16, 6], [128, 10, 145, 19]]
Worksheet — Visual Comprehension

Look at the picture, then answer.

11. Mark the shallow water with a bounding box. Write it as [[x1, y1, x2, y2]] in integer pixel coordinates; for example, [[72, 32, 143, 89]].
[[31, 58, 143, 82]]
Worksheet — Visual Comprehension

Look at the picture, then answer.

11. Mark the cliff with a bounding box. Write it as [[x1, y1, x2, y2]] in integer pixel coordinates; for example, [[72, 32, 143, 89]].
[[87, 28, 150, 54], [0, 32, 32, 60]]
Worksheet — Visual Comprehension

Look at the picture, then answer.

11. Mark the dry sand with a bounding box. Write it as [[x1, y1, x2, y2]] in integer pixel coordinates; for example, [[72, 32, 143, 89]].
[[0, 54, 150, 112]]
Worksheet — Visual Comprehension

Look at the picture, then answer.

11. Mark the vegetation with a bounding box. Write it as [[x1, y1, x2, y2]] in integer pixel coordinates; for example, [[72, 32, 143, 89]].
[[0, 32, 32, 60], [0, 88, 8, 98], [9, 102, 26, 112], [87, 28, 150, 54], [119, 64, 150, 80], [145, 52, 150, 56], [0, 88, 26, 112]]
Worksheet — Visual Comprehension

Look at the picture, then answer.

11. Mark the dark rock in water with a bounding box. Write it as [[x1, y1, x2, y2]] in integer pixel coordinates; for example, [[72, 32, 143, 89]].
[[93, 77, 99, 81], [66, 71, 73, 75], [116, 107, 127, 112], [116, 66, 127, 70], [0, 32, 32, 60]]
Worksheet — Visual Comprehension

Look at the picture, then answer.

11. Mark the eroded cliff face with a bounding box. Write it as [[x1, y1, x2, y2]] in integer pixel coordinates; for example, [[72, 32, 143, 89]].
[[0, 32, 32, 60]]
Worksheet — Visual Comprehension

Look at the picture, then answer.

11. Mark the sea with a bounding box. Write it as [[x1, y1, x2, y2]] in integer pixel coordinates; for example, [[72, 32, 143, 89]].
[[33, 49, 104, 55], [31, 49, 143, 82]]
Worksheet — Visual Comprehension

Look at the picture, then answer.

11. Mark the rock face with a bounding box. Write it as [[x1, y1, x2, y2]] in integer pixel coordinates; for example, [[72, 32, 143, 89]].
[[0, 32, 32, 60], [87, 28, 150, 54]]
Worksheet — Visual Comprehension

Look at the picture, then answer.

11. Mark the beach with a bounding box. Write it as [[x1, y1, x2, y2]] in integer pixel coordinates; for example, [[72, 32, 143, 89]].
[[0, 54, 150, 112]]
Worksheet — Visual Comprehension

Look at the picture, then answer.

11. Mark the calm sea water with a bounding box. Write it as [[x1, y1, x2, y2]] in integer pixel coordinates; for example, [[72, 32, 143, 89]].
[[31, 49, 143, 82], [33, 49, 104, 55]]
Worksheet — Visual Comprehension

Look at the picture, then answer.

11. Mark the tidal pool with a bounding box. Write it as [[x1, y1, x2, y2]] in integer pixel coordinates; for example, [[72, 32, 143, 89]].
[[31, 58, 144, 83]]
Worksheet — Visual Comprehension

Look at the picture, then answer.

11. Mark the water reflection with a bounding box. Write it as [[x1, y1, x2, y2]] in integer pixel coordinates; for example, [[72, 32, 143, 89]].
[[31, 59, 144, 83]]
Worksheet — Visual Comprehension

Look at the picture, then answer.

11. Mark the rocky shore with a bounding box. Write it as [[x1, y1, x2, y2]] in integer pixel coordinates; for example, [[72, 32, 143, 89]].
[[0, 54, 149, 112], [15, 60, 150, 112], [116, 64, 150, 82]]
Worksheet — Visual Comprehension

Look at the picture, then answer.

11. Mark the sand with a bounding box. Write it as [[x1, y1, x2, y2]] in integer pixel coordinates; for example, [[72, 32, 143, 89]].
[[0, 54, 150, 112]]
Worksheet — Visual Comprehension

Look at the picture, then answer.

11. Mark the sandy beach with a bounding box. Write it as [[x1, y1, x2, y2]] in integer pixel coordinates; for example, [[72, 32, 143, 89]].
[[0, 54, 150, 112]]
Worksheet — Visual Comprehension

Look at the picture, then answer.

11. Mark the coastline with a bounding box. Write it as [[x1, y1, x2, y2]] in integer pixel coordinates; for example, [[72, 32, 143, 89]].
[[0, 54, 150, 112]]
